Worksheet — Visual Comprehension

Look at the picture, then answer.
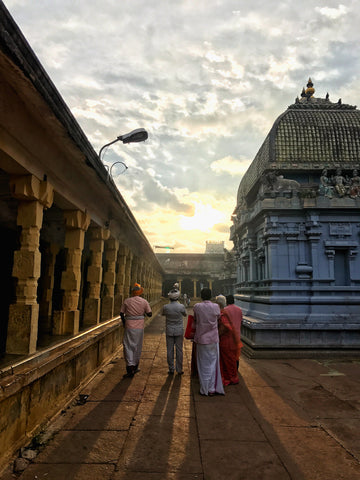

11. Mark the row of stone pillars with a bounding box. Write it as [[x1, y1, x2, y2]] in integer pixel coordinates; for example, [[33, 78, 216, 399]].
[[176, 278, 213, 297], [5, 175, 162, 356]]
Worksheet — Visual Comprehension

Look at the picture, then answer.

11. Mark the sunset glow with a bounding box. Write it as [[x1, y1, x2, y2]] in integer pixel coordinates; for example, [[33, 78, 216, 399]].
[[179, 202, 226, 232]]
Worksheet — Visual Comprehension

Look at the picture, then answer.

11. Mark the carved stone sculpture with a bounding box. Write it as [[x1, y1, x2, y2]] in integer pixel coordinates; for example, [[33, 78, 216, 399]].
[[262, 172, 300, 193]]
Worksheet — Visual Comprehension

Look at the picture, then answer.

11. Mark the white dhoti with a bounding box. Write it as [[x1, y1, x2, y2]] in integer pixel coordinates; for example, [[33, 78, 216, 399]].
[[123, 328, 144, 366], [166, 334, 184, 373], [196, 343, 224, 396]]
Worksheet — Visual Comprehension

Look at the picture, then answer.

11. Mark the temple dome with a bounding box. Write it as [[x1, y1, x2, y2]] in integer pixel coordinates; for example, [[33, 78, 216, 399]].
[[236, 81, 360, 206]]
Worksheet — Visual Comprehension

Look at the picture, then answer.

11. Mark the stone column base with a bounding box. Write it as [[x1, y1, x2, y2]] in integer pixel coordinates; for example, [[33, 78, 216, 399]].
[[7, 304, 39, 354], [83, 298, 100, 327], [53, 310, 79, 335], [113, 294, 123, 315], [101, 296, 115, 321]]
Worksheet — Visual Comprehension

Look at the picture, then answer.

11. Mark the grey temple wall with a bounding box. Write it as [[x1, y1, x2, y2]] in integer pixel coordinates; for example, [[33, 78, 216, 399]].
[[232, 193, 360, 351]]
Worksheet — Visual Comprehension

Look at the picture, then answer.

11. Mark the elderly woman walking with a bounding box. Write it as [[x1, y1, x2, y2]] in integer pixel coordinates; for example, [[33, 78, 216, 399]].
[[162, 288, 187, 374], [215, 295, 241, 386], [193, 288, 224, 396]]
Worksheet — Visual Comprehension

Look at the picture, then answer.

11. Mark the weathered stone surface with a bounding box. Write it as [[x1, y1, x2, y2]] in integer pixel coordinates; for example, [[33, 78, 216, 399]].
[[201, 439, 291, 480], [64, 401, 137, 431], [20, 448, 37, 460], [19, 463, 115, 480], [118, 415, 202, 474], [34, 430, 126, 464], [273, 426, 360, 480], [13, 457, 29, 473], [6, 304, 39, 354]]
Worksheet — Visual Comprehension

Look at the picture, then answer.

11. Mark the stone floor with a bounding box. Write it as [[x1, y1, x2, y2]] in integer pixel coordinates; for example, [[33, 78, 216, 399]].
[[2, 312, 360, 480]]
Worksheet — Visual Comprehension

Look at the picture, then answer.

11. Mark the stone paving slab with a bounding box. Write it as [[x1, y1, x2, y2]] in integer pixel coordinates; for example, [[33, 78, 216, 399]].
[[136, 393, 195, 417], [117, 415, 202, 474], [196, 401, 267, 441], [113, 473, 203, 480], [17, 463, 115, 480], [242, 386, 313, 426], [273, 425, 360, 480], [200, 439, 291, 480], [64, 401, 138, 431], [34, 430, 127, 464], [143, 377, 192, 400], [89, 376, 147, 402], [316, 417, 360, 461], [315, 375, 360, 409], [289, 383, 358, 419]]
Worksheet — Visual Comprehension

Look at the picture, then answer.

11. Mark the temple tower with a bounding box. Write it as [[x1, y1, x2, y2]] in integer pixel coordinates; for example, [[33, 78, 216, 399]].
[[231, 80, 360, 355]]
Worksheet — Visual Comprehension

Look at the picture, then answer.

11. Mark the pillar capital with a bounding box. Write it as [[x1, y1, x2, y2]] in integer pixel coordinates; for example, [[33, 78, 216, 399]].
[[10, 175, 53, 208], [88, 226, 111, 241], [64, 210, 90, 231], [107, 236, 119, 250]]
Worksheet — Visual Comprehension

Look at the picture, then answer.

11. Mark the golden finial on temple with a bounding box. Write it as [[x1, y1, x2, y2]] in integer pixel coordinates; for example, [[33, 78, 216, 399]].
[[305, 77, 315, 98]]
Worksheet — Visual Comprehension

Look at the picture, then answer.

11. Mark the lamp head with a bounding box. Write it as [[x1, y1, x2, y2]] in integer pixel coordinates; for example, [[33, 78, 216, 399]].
[[118, 128, 148, 144]]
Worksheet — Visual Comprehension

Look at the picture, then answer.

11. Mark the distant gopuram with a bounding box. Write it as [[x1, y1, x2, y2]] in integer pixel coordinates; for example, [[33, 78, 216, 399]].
[[230, 79, 360, 356]]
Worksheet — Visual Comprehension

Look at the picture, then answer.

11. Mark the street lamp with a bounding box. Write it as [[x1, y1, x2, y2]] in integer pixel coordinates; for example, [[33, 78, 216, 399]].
[[99, 128, 148, 162]]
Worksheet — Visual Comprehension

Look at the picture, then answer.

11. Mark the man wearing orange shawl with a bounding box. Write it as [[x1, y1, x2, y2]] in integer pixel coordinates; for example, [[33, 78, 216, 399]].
[[215, 295, 242, 386]]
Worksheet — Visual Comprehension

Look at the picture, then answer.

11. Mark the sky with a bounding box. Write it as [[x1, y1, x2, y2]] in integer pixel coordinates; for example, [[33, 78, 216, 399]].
[[3, 1, 360, 253]]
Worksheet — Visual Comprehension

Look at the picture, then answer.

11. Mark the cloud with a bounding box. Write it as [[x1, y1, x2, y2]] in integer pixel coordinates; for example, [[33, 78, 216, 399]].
[[315, 5, 349, 20], [210, 156, 251, 176], [5, 0, 360, 253], [214, 223, 231, 234]]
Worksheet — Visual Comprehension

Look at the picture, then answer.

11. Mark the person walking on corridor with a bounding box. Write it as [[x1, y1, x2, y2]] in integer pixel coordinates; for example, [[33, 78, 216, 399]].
[[162, 288, 187, 374], [193, 288, 224, 396], [120, 283, 152, 377], [224, 294, 243, 370], [216, 295, 241, 386]]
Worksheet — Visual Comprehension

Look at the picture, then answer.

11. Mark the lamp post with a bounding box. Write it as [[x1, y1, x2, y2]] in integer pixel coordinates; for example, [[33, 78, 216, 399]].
[[99, 128, 148, 162]]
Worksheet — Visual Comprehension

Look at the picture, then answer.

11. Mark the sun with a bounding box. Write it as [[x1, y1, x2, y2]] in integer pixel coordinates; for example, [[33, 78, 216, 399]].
[[179, 202, 225, 232]]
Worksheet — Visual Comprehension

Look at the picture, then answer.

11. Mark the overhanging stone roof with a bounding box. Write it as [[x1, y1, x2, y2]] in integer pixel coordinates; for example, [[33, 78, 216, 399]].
[[237, 81, 360, 205]]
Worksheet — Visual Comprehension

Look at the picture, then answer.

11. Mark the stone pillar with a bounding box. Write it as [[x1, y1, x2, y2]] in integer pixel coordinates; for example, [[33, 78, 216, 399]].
[[82, 227, 110, 327], [153, 271, 157, 301], [114, 244, 127, 312], [158, 274, 163, 299], [101, 236, 119, 320], [39, 243, 60, 335], [263, 216, 281, 280], [249, 238, 256, 283], [325, 249, 335, 279], [124, 250, 133, 299], [193, 278, 197, 298], [286, 236, 298, 279], [53, 210, 90, 335], [143, 264, 149, 301], [306, 215, 322, 281], [132, 256, 140, 286], [138, 261, 144, 294], [7, 175, 53, 354], [234, 252, 241, 285]]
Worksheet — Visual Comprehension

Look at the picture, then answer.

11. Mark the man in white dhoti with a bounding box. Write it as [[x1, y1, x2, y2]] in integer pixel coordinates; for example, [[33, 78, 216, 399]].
[[120, 283, 152, 377], [193, 288, 224, 396]]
